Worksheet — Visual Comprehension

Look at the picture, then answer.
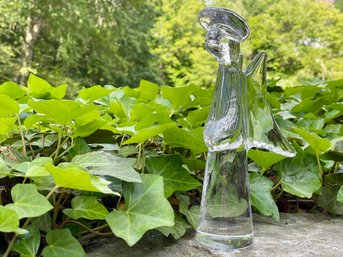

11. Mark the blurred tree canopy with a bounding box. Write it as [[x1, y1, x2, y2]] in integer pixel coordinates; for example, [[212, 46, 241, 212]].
[[0, 0, 342, 89], [0, 0, 161, 92], [245, 0, 343, 85]]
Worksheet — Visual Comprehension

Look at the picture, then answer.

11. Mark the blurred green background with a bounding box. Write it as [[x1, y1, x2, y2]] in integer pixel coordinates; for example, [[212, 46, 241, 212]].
[[0, 0, 342, 94]]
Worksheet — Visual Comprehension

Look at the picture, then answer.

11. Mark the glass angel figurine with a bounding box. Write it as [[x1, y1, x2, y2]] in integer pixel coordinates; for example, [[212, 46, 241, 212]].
[[196, 7, 295, 250]]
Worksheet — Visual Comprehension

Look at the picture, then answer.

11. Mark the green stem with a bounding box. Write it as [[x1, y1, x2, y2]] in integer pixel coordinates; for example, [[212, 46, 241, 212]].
[[141, 143, 146, 172], [260, 168, 267, 176], [58, 217, 70, 229], [53, 131, 63, 162], [46, 186, 59, 200], [3, 234, 17, 257], [57, 143, 72, 158], [27, 140, 36, 159], [120, 135, 126, 147], [3, 218, 32, 257], [316, 153, 323, 183], [275, 188, 284, 200], [65, 220, 113, 236], [137, 143, 143, 172], [52, 193, 65, 228], [60, 190, 70, 207], [17, 116, 27, 157], [76, 223, 110, 237], [331, 161, 338, 174], [22, 176, 28, 184], [116, 194, 122, 209], [42, 134, 46, 149], [49, 133, 69, 160], [308, 204, 318, 213], [271, 180, 282, 192], [92, 223, 109, 231]]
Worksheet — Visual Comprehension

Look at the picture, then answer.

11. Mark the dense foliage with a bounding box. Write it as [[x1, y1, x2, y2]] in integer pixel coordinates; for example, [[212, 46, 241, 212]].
[[0, 0, 342, 89], [0, 75, 342, 256]]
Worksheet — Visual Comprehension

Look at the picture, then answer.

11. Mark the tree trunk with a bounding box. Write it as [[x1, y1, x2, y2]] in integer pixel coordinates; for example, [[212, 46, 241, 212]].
[[18, 14, 42, 85]]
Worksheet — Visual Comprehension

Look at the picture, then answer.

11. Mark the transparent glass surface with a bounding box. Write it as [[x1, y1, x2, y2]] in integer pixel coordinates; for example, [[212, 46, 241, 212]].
[[245, 52, 296, 156], [196, 7, 295, 251], [197, 149, 253, 250]]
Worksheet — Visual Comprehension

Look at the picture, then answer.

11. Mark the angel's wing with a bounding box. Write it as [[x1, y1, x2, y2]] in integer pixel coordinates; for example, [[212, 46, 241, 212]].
[[244, 52, 295, 157]]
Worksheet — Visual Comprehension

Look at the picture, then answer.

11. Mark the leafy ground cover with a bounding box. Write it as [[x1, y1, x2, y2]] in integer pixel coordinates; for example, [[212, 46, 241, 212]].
[[0, 74, 342, 256]]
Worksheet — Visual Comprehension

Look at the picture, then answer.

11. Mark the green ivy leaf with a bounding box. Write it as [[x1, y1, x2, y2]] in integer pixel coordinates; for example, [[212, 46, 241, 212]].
[[331, 137, 343, 155], [248, 149, 287, 170], [72, 151, 141, 183], [45, 163, 117, 195], [267, 92, 281, 108], [138, 80, 159, 102], [69, 137, 91, 157], [157, 214, 190, 240], [118, 146, 138, 157], [13, 225, 40, 257], [31, 213, 52, 232], [42, 229, 86, 257], [74, 110, 102, 128], [318, 174, 343, 215], [161, 85, 194, 111], [108, 101, 127, 119], [13, 157, 53, 177], [296, 118, 325, 133], [129, 102, 171, 129], [50, 84, 68, 99], [122, 123, 176, 145], [63, 196, 109, 220], [275, 151, 321, 198], [27, 74, 67, 99], [185, 107, 209, 128], [145, 155, 201, 197], [0, 117, 17, 135], [163, 127, 207, 154], [29, 100, 98, 129], [337, 186, 343, 203], [283, 85, 321, 100], [29, 74, 52, 95], [106, 174, 174, 246], [176, 193, 199, 229], [291, 93, 338, 114], [78, 85, 113, 102], [28, 99, 80, 124], [6, 184, 53, 219], [73, 119, 106, 138], [0, 81, 26, 99], [123, 86, 140, 98], [0, 156, 11, 178], [161, 84, 211, 111], [249, 173, 279, 222], [181, 155, 206, 171], [293, 127, 331, 155], [0, 206, 19, 232], [0, 94, 20, 117], [325, 124, 343, 137], [23, 114, 52, 129]]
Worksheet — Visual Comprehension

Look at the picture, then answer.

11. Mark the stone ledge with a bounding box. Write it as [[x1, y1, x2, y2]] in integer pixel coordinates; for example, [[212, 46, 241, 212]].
[[87, 213, 343, 257]]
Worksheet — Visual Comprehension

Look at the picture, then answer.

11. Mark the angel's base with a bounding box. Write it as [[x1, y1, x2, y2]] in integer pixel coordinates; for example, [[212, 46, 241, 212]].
[[196, 230, 253, 250]]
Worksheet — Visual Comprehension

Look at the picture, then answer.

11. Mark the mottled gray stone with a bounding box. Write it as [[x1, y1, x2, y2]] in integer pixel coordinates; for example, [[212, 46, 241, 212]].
[[86, 213, 343, 257]]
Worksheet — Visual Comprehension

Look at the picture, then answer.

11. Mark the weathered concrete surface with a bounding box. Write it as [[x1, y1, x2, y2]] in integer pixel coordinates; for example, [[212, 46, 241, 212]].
[[86, 213, 343, 257]]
